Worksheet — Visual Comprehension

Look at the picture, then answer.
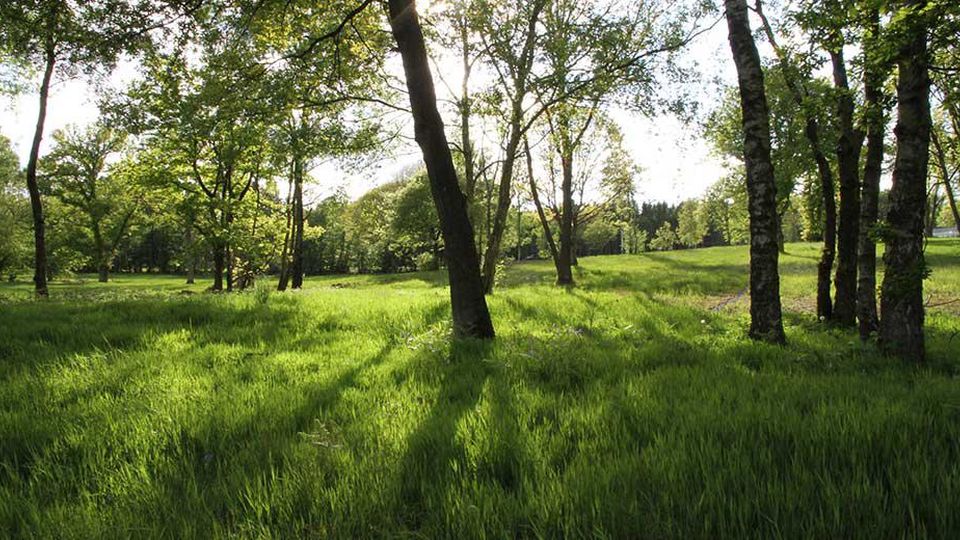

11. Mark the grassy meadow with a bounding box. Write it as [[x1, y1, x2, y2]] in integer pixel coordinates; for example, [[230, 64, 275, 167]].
[[1, 240, 959, 538]]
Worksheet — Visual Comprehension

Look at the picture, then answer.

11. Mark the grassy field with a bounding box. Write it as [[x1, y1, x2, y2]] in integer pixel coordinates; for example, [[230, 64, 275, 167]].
[[1, 240, 959, 538]]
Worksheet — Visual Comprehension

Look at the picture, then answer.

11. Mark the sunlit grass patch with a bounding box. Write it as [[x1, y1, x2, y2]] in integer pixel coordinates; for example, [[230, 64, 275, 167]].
[[0, 240, 958, 537]]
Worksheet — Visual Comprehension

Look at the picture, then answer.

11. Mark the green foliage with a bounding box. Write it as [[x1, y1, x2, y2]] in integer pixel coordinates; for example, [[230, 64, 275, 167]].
[[38, 123, 138, 276], [704, 171, 751, 245], [676, 199, 709, 247], [649, 222, 679, 251], [704, 69, 836, 244], [1, 240, 959, 537], [304, 169, 441, 275], [0, 135, 30, 279], [0, 0, 184, 77]]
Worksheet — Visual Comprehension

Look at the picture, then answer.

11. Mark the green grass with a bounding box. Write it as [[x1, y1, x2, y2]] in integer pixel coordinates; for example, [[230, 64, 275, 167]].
[[1, 240, 959, 538]]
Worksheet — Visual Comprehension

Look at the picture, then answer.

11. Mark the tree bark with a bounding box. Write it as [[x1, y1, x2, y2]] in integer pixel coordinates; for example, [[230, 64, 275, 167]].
[[93, 227, 109, 283], [879, 3, 930, 363], [387, 0, 494, 339], [212, 242, 225, 291], [811, 118, 838, 322], [26, 41, 57, 297], [185, 217, 196, 285], [924, 185, 940, 236], [857, 9, 885, 340], [277, 170, 294, 291], [830, 48, 863, 327], [291, 157, 305, 289], [226, 243, 234, 291], [725, 0, 786, 344], [556, 153, 575, 286]]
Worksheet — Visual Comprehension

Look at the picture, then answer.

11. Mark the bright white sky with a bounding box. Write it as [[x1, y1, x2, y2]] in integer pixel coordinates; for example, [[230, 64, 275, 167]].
[[0, 11, 738, 205]]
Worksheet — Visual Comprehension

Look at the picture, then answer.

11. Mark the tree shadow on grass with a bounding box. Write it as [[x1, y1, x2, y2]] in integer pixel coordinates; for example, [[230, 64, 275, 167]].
[[394, 339, 496, 530], [0, 297, 457, 537]]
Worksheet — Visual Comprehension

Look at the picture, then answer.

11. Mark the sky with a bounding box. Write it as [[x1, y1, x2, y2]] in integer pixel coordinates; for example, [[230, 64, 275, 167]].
[[0, 10, 738, 206]]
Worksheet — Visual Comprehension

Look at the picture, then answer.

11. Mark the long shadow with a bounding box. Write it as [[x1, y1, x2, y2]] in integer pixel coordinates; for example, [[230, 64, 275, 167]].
[[0, 291, 457, 536], [52, 301, 452, 536], [394, 339, 494, 530]]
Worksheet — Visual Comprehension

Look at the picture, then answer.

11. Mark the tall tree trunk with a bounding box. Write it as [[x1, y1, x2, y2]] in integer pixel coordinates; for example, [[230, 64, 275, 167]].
[[755, 0, 836, 321], [879, 3, 930, 363], [810, 120, 838, 322], [185, 218, 196, 285], [556, 154, 575, 286], [924, 185, 940, 236], [26, 42, 56, 297], [525, 139, 561, 272], [212, 242, 225, 291], [480, 134, 522, 293], [226, 242, 234, 291], [931, 129, 960, 233], [92, 220, 109, 283], [830, 48, 863, 327], [725, 0, 786, 344], [97, 262, 109, 283], [290, 158, 305, 289], [277, 171, 294, 291], [857, 9, 885, 339], [478, 1, 544, 294], [388, 0, 494, 339]]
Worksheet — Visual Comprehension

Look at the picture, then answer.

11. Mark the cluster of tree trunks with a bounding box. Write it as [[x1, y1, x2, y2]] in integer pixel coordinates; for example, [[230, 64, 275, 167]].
[[754, 0, 837, 321], [278, 155, 305, 292]]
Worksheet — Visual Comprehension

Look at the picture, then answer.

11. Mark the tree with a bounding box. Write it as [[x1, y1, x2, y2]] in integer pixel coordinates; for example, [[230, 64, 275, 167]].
[[827, 39, 863, 328], [930, 116, 960, 234], [0, 0, 192, 296], [857, 5, 890, 339], [879, 0, 932, 363], [126, 29, 281, 292], [649, 222, 679, 251], [526, 116, 637, 284], [753, 0, 837, 321], [724, 0, 786, 344], [39, 124, 137, 282], [387, 0, 495, 339], [473, 0, 547, 293], [677, 199, 709, 247], [475, 0, 706, 292], [545, 103, 597, 285], [0, 135, 31, 281], [703, 71, 823, 248]]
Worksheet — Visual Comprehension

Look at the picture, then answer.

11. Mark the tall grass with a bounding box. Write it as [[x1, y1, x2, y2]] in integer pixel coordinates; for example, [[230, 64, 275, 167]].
[[0, 240, 958, 538]]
